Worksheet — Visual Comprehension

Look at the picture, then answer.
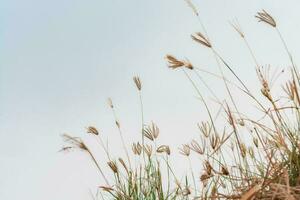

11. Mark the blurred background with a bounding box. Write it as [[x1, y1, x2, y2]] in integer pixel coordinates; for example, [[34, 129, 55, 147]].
[[1, 0, 300, 199]]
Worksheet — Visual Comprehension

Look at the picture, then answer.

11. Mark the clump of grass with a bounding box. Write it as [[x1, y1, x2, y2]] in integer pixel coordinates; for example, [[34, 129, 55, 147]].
[[62, 3, 300, 200]]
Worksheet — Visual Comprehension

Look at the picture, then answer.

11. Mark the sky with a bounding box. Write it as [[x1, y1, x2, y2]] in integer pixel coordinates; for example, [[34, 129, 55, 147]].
[[1, 0, 300, 199]]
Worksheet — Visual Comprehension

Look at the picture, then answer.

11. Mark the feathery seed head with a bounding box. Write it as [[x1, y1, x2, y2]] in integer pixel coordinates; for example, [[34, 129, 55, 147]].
[[86, 126, 99, 135], [253, 137, 259, 148], [190, 139, 205, 155], [179, 144, 190, 156], [184, 0, 199, 16], [221, 166, 229, 176], [133, 76, 142, 91], [118, 158, 129, 174], [115, 120, 120, 129], [143, 122, 159, 141], [165, 55, 193, 70], [143, 144, 153, 158], [256, 9, 276, 27], [107, 98, 113, 108], [230, 20, 245, 38], [157, 145, 171, 155], [191, 32, 212, 48], [99, 186, 114, 192], [197, 121, 210, 137], [132, 142, 142, 155], [107, 161, 118, 174], [240, 143, 247, 158], [209, 134, 220, 150], [62, 134, 88, 151]]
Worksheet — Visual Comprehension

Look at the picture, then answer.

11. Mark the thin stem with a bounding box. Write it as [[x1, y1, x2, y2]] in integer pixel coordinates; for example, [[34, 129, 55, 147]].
[[111, 107, 132, 170], [138, 90, 146, 164], [86, 147, 110, 185]]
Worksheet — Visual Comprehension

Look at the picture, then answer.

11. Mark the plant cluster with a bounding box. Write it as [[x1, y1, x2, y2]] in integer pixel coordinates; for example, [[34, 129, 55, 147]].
[[62, 3, 300, 200]]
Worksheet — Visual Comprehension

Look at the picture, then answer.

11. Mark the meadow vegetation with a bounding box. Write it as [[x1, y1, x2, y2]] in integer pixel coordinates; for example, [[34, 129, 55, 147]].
[[62, 3, 300, 200]]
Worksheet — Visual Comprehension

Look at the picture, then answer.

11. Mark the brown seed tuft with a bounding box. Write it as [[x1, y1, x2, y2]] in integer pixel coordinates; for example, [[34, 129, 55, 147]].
[[143, 122, 159, 141], [107, 98, 113, 108], [179, 144, 190, 157], [118, 158, 129, 174], [190, 139, 205, 155], [230, 19, 245, 38], [143, 144, 153, 158], [191, 32, 212, 48], [62, 134, 88, 151], [86, 126, 99, 135], [133, 76, 142, 91], [157, 145, 171, 155], [99, 186, 114, 192], [255, 9, 276, 27], [132, 142, 142, 155], [165, 55, 193, 70], [221, 166, 229, 176], [107, 161, 118, 174]]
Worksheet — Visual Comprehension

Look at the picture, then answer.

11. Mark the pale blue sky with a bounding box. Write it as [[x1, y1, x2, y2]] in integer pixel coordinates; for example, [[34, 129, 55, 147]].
[[1, 0, 300, 200]]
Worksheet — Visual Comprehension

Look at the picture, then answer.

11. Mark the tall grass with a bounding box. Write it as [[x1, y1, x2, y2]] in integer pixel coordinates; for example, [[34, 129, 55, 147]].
[[62, 3, 300, 200]]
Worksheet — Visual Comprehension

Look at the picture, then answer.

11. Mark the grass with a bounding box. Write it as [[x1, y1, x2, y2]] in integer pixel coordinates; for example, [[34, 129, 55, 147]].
[[61, 3, 300, 200]]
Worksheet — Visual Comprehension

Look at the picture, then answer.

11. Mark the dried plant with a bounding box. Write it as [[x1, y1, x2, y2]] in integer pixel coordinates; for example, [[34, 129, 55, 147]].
[[133, 76, 142, 91], [191, 32, 211, 48], [255, 9, 276, 27], [165, 54, 193, 70], [61, 5, 300, 200], [179, 144, 190, 157], [143, 122, 159, 141], [86, 126, 99, 135], [156, 145, 171, 155]]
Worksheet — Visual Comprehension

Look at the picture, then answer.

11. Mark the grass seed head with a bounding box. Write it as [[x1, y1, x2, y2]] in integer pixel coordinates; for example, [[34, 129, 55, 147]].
[[191, 32, 212, 48], [118, 158, 129, 174], [221, 166, 229, 176], [253, 137, 259, 148], [256, 9, 276, 27], [132, 142, 142, 155], [197, 121, 210, 137], [143, 144, 153, 158], [190, 139, 205, 155], [107, 97, 113, 108], [62, 134, 88, 151], [230, 20, 245, 38], [179, 144, 191, 156], [107, 161, 118, 174], [99, 186, 114, 192], [86, 126, 99, 135], [157, 145, 171, 155], [209, 134, 220, 150], [133, 76, 142, 91], [143, 122, 159, 141], [184, 0, 199, 16], [165, 54, 194, 70]]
